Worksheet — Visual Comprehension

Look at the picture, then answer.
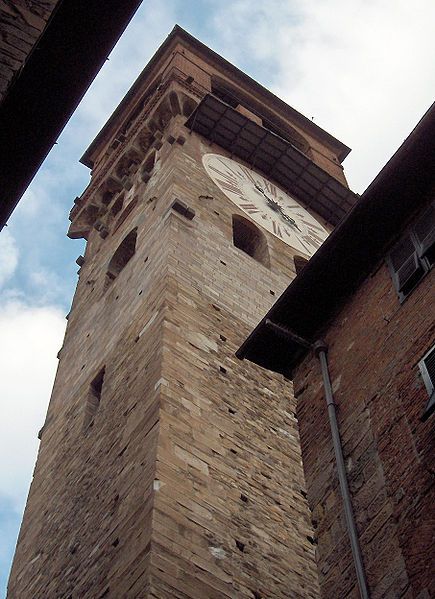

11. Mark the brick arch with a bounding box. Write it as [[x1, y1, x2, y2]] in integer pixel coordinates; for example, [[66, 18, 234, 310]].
[[232, 214, 270, 267]]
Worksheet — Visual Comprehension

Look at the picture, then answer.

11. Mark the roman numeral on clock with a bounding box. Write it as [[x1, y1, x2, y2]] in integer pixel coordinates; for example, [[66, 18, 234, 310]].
[[216, 178, 242, 196], [217, 158, 241, 178], [263, 180, 277, 197], [272, 220, 283, 238], [239, 202, 260, 213]]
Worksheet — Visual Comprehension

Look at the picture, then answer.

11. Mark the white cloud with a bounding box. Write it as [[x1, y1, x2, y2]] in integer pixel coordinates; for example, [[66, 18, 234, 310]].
[[0, 231, 19, 289], [0, 300, 66, 512], [210, 0, 435, 192]]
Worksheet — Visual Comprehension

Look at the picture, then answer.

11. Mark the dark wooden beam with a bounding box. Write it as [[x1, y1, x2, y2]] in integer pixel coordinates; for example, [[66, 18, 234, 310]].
[[0, 0, 143, 230]]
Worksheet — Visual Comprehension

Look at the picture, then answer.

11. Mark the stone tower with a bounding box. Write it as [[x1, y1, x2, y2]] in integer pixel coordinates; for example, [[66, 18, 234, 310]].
[[8, 26, 355, 598]]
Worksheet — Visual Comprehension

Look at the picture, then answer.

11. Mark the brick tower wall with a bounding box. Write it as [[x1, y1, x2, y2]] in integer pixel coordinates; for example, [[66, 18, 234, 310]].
[[8, 111, 321, 598]]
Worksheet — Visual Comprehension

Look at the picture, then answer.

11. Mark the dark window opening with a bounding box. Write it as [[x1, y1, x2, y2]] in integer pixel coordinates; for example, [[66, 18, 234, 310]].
[[105, 228, 137, 289], [387, 201, 434, 301], [84, 367, 105, 431], [113, 198, 138, 233], [232, 215, 270, 267], [171, 199, 195, 220], [143, 151, 156, 174], [110, 194, 124, 217], [182, 96, 197, 117], [419, 344, 435, 422], [102, 190, 114, 205]]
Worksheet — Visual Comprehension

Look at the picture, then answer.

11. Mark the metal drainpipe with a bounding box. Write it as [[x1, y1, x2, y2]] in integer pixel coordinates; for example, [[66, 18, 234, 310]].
[[313, 340, 370, 599], [261, 320, 370, 596]]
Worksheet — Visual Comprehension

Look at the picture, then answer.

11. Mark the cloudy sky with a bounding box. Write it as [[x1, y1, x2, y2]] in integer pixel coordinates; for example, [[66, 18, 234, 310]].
[[1, 0, 434, 594]]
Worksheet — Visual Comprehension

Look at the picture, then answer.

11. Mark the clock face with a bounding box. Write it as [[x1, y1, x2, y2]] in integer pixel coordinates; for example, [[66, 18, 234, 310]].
[[202, 153, 329, 256]]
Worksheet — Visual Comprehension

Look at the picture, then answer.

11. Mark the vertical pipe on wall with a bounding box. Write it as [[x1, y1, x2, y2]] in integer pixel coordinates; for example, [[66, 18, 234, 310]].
[[314, 340, 370, 599]]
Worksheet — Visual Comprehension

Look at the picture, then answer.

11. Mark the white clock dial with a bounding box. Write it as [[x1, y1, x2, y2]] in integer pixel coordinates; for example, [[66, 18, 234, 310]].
[[202, 153, 329, 256]]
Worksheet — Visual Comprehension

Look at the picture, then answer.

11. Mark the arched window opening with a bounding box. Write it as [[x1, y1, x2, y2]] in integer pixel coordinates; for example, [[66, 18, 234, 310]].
[[102, 190, 114, 205], [137, 129, 153, 154], [116, 154, 140, 180], [105, 228, 137, 289], [182, 96, 197, 117], [113, 197, 138, 233], [169, 91, 182, 116], [294, 255, 309, 275], [143, 151, 156, 173], [110, 194, 124, 218], [232, 215, 269, 267]]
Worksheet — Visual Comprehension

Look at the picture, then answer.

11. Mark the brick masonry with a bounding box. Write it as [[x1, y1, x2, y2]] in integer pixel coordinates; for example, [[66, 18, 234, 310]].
[[0, 0, 59, 101], [294, 208, 435, 598], [8, 33, 351, 598]]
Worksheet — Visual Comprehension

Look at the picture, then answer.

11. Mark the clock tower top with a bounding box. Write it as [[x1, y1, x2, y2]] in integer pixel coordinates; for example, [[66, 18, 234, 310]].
[[71, 26, 356, 240]]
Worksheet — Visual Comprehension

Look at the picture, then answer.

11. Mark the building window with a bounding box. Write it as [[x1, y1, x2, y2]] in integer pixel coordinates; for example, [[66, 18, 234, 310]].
[[84, 367, 105, 431], [110, 194, 124, 218], [387, 202, 434, 301], [418, 344, 435, 421], [105, 228, 137, 288], [232, 215, 269, 267]]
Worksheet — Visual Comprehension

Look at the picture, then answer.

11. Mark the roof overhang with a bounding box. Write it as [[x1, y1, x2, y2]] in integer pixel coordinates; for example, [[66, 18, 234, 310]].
[[81, 25, 351, 171], [237, 102, 435, 377], [186, 94, 358, 226], [0, 0, 143, 231]]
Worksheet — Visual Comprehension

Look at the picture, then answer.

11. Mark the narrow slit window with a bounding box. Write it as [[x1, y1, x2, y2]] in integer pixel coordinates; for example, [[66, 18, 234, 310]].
[[84, 367, 105, 431], [232, 215, 269, 267]]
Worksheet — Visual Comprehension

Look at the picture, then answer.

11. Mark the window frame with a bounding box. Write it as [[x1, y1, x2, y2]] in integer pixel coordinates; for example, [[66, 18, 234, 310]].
[[418, 344, 435, 422], [387, 201, 434, 302]]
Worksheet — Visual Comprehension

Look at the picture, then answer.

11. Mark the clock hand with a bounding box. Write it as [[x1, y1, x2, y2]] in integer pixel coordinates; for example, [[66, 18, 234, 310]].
[[254, 183, 301, 231], [279, 210, 301, 231], [254, 185, 280, 211]]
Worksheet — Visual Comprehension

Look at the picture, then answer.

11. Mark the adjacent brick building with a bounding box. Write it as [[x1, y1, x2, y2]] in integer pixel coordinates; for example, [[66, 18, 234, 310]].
[[8, 27, 359, 598], [239, 104, 435, 598]]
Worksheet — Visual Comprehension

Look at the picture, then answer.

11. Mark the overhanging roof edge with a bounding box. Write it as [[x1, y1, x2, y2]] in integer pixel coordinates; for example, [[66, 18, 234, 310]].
[[237, 102, 435, 375], [81, 25, 351, 169]]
